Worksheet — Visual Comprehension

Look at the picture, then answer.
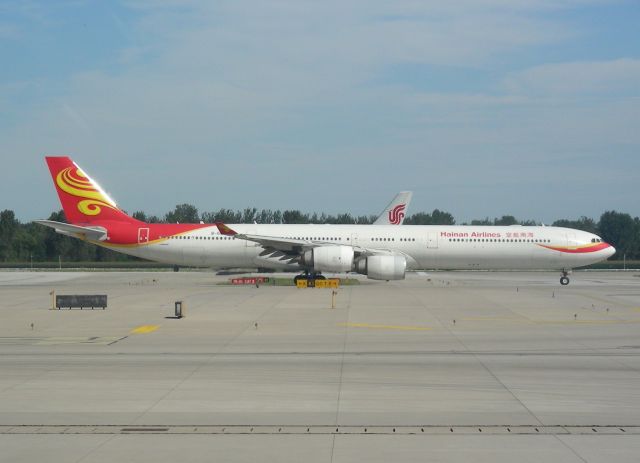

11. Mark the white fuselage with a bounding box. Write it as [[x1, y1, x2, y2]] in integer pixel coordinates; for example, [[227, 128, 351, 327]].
[[103, 224, 614, 271]]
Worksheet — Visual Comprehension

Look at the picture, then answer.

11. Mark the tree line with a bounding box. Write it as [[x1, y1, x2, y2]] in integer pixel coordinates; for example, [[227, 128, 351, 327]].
[[0, 205, 638, 262]]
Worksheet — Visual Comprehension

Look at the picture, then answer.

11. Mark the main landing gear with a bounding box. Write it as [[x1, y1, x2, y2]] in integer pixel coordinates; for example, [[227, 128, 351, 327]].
[[560, 270, 571, 286], [293, 271, 326, 284]]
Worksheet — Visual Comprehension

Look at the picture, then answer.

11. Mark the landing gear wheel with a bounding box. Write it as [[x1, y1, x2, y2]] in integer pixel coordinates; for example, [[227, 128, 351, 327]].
[[560, 276, 569, 285], [293, 272, 324, 284]]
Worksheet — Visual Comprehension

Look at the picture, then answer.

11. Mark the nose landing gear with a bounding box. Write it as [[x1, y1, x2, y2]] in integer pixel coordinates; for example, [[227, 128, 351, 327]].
[[560, 270, 571, 286]]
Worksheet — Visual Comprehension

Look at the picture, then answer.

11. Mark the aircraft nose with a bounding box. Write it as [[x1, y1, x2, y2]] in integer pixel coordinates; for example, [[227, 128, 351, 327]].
[[605, 243, 616, 258]]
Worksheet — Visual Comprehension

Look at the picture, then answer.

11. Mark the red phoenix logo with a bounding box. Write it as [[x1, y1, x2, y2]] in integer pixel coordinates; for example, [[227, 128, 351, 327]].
[[388, 204, 406, 225]]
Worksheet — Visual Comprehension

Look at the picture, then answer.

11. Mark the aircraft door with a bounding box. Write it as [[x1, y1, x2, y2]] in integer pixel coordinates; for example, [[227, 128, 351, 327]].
[[417, 231, 440, 269], [427, 232, 438, 249], [138, 227, 150, 244]]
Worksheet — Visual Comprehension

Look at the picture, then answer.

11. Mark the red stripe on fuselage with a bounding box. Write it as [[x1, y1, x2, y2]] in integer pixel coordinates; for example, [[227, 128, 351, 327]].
[[538, 242, 611, 254], [91, 222, 212, 245]]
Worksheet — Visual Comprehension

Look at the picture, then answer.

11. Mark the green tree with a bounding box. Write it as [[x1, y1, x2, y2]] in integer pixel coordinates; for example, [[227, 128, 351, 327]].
[[132, 211, 148, 222], [470, 217, 492, 226], [406, 209, 455, 225], [255, 209, 277, 224], [0, 209, 19, 260], [272, 210, 283, 224], [165, 204, 199, 223], [552, 216, 598, 234], [431, 209, 456, 225], [356, 215, 376, 224], [334, 213, 356, 224], [242, 208, 258, 223], [202, 209, 242, 223], [406, 212, 431, 224], [494, 215, 518, 226], [598, 211, 640, 259], [13, 222, 45, 261], [282, 210, 309, 224]]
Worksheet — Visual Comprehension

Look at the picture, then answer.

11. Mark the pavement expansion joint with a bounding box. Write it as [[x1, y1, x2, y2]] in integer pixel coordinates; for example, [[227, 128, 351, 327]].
[[1, 425, 638, 435]]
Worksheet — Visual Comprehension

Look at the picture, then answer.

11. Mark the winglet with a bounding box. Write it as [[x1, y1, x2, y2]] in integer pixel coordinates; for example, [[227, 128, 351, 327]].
[[215, 222, 238, 236]]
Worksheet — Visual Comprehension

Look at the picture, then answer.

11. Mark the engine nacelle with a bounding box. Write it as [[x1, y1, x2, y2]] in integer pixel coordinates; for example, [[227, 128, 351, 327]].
[[355, 255, 406, 280], [302, 246, 354, 273]]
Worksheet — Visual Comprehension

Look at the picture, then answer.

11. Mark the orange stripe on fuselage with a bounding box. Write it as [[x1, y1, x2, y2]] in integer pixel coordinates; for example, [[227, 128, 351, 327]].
[[538, 242, 611, 254]]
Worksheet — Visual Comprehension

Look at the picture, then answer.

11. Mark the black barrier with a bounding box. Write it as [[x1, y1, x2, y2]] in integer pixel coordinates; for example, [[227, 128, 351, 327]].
[[175, 301, 184, 318], [56, 295, 107, 310]]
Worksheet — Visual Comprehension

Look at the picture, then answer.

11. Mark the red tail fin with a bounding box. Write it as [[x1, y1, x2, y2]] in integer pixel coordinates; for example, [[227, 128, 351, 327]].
[[45, 156, 138, 225]]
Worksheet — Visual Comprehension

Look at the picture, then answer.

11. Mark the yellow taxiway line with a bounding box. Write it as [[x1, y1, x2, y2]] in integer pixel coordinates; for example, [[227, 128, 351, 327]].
[[130, 325, 160, 334]]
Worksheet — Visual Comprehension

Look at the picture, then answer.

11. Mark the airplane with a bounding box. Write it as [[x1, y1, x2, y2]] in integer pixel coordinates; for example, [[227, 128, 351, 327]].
[[373, 191, 412, 225], [36, 156, 615, 285]]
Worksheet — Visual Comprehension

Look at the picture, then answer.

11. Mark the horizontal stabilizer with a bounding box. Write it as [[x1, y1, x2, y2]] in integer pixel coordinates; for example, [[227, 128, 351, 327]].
[[34, 220, 108, 241]]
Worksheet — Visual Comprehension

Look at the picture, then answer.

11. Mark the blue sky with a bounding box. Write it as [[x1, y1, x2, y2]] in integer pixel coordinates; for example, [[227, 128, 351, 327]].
[[1, 0, 639, 223]]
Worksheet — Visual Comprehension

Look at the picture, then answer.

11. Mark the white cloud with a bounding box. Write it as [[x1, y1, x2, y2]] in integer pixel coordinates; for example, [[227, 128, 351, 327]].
[[126, 0, 575, 72], [2, 0, 638, 222], [505, 58, 640, 96]]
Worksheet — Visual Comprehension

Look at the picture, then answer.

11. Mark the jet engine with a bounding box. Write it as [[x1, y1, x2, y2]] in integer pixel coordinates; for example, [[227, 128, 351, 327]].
[[302, 246, 354, 273], [355, 255, 406, 280]]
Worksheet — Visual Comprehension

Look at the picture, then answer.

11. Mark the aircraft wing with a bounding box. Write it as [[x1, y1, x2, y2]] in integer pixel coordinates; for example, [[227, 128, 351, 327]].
[[242, 234, 313, 252], [216, 223, 324, 252], [34, 220, 108, 241], [215, 222, 402, 257], [373, 191, 412, 225]]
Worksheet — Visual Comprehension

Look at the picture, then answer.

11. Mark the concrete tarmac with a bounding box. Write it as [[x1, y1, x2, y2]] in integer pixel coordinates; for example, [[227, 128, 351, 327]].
[[1, 270, 639, 462]]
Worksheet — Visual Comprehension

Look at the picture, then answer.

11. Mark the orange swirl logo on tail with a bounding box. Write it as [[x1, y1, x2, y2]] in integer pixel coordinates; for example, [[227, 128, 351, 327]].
[[388, 204, 406, 225], [56, 167, 118, 216]]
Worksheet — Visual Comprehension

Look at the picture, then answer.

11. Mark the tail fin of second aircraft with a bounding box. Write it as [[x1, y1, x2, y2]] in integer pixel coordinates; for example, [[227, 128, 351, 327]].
[[373, 191, 413, 225], [45, 156, 138, 225]]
